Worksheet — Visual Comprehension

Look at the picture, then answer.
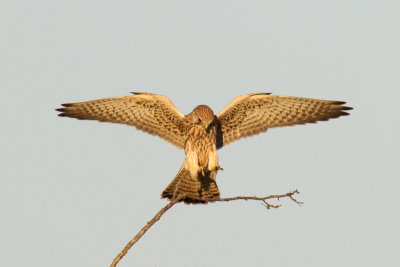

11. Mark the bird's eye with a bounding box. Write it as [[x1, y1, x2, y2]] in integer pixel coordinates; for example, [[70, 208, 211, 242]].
[[188, 113, 200, 124]]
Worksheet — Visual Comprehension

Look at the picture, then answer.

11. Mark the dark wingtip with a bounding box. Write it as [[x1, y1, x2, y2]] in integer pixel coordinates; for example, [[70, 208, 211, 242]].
[[55, 105, 71, 116], [249, 92, 271, 96], [61, 103, 74, 107], [339, 103, 353, 115], [55, 107, 64, 114], [338, 103, 353, 116], [56, 102, 78, 116], [332, 101, 347, 105], [55, 108, 67, 117], [333, 101, 353, 115]]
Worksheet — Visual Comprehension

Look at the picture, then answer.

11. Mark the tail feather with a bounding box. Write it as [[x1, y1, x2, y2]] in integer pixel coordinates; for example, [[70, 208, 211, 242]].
[[161, 165, 220, 204]]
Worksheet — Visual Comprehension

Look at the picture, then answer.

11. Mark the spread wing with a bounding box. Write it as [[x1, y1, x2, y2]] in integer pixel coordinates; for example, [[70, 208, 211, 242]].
[[216, 93, 353, 148], [56, 92, 186, 149]]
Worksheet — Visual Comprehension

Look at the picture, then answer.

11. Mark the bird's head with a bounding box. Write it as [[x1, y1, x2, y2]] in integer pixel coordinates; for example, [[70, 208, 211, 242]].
[[190, 105, 215, 130]]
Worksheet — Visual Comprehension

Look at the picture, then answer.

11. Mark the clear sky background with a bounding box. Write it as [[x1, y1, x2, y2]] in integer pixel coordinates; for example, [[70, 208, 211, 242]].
[[1, 1, 399, 267]]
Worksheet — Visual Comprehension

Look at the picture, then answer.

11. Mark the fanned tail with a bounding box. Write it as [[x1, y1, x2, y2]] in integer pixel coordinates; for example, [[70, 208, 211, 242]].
[[161, 165, 220, 204]]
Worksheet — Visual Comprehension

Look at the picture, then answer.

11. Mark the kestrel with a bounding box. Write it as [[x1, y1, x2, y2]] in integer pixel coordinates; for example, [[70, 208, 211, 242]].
[[56, 92, 352, 204]]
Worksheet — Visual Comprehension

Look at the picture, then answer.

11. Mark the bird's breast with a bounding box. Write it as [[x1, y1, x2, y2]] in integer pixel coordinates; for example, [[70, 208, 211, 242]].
[[184, 125, 217, 167]]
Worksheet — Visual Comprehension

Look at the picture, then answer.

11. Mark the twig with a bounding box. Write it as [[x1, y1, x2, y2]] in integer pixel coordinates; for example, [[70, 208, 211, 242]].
[[218, 189, 303, 209], [110, 189, 302, 266]]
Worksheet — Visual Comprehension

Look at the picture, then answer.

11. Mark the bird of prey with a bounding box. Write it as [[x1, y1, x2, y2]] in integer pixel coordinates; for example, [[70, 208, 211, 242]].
[[56, 92, 352, 204]]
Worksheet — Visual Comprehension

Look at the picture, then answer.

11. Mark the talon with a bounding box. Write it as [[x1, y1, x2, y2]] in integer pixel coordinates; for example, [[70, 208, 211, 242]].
[[212, 165, 223, 172]]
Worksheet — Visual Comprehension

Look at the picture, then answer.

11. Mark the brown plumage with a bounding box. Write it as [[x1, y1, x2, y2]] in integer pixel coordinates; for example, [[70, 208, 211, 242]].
[[161, 165, 220, 204], [56, 92, 352, 204]]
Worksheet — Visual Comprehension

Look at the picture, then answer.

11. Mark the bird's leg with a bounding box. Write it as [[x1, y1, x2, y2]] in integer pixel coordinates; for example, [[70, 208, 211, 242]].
[[198, 165, 223, 176], [198, 166, 206, 176]]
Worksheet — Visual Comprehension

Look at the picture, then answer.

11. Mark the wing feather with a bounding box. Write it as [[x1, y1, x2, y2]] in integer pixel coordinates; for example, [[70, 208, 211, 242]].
[[56, 92, 186, 149], [216, 93, 352, 148]]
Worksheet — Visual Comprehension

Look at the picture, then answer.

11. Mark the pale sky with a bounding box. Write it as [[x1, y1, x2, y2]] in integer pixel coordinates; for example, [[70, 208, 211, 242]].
[[1, 1, 399, 266]]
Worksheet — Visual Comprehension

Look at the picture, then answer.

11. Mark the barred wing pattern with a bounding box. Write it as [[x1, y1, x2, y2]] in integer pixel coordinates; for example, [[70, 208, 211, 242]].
[[57, 92, 186, 149], [216, 93, 353, 148]]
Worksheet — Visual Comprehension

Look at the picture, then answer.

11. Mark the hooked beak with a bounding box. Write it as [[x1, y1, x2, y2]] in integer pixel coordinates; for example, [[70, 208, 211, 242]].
[[203, 122, 213, 132]]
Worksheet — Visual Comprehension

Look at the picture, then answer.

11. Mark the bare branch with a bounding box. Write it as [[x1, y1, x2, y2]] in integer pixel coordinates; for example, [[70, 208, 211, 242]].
[[218, 189, 303, 208], [110, 196, 183, 267], [110, 189, 301, 266]]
